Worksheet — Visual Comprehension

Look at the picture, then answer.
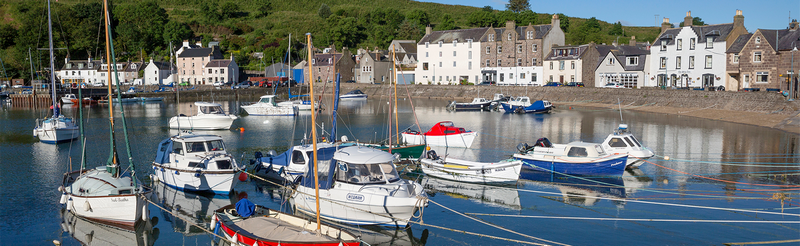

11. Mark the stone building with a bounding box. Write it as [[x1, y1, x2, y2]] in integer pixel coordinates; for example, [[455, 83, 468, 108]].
[[543, 43, 604, 86], [726, 19, 800, 96], [481, 15, 565, 85]]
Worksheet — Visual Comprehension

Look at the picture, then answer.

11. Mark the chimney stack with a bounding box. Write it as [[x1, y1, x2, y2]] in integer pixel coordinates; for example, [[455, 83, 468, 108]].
[[629, 36, 637, 46], [506, 20, 516, 31], [425, 26, 432, 35], [684, 11, 693, 27], [734, 10, 745, 29], [661, 18, 671, 33], [790, 19, 799, 31], [552, 14, 561, 31]]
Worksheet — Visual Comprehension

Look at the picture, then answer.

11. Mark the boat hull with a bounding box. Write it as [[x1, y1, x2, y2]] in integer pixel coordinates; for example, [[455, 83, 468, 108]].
[[500, 102, 552, 113], [513, 154, 628, 176], [401, 132, 476, 148], [241, 104, 296, 116], [34, 119, 79, 144], [152, 163, 238, 194], [339, 95, 367, 100], [419, 158, 522, 183], [374, 144, 426, 159], [452, 102, 491, 110], [293, 189, 422, 226], [65, 191, 148, 230], [168, 115, 237, 130]]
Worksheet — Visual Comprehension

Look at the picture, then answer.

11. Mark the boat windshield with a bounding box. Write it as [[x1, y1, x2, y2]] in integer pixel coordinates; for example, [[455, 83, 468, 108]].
[[200, 106, 224, 114], [258, 97, 275, 104], [594, 145, 606, 155], [207, 140, 225, 151], [187, 142, 207, 153], [440, 122, 454, 127], [336, 162, 400, 184]]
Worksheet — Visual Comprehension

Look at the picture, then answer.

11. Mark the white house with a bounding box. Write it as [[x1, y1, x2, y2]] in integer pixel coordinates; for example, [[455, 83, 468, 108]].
[[58, 57, 101, 86], [415, 27, 486, 84], [647, 11, 747, 89], [143, 59, 173, 85], [595, 40, 651, 88]]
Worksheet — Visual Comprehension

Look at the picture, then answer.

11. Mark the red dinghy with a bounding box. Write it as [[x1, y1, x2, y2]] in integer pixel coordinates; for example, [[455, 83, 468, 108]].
[[401, 121, 477, 148]]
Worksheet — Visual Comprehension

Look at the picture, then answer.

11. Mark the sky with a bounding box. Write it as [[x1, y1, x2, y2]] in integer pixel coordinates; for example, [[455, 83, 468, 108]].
[[418, 0, 800, 31]]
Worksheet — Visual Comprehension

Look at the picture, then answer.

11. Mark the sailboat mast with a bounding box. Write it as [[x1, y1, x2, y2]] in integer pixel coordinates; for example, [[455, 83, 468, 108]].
[[307, 33, 321, 231], [103, 0, 119, 176], [393, 45, 399, 145], [46, 0, 57, 118]]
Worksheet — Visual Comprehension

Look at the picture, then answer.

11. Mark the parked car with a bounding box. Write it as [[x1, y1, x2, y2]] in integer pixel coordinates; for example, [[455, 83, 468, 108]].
[[602, 82, 626, 88], [565, 82, 585, 87], [544, 82, 563, 87], [237, 81, 252, 89], [212, 81, 224, 87], [344, 80, 356, 83]]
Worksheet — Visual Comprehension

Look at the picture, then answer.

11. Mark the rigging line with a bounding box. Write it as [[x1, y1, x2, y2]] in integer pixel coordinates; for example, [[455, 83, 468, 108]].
[[52, 4, 70, 58], [428, 199, 569, 246], [641, 157, 800, 188], [463, 213, 800, 224], [724, 238, 800, 245]]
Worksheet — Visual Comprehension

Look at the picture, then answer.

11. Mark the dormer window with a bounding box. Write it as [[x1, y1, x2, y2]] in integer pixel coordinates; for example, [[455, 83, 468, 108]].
[[467, 39, 473, 48], [438, 41, 443, 47], [661, 40, 667, 51], [488, 34, 494, 41], [706, 37, 715, 48], [755, 36, 761, 44], [88, 63, 93, 69], [66, 63, 72, 69], [425, 42, 429, 48], [526, 31, 533, 39], [452, 40, 457, 47]]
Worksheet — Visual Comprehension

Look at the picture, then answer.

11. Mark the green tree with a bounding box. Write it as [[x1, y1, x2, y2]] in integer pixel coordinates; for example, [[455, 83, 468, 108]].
[[113, 1, 168, 55], [201, 2, 221, 22], [434, 14, 457, 31], [517, 10, 538, 25], [327, 15, 363, 49], [397, 19, 421, 40], [163, 21, 194, 45], [0, 25, 17, 49], [220, 2, 239, 19], [482, 6, 494, 12], [406, 9, 430, 27], [318, 4, 332, 19], [557, 13, 570, 32], [679, 17, 706, 27], [467, 10, 496, 27], [572, 17, 603, 44], [608, 21, 624, 36], [256, 0, 272, 18], [506, 0, 530, 13]]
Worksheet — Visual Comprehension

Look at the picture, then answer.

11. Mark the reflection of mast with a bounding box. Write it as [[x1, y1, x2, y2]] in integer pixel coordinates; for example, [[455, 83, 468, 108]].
[[306, 33, 322, 231]]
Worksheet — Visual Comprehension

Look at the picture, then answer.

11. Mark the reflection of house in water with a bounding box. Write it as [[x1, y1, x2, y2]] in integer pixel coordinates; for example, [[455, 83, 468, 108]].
[[150, 182, 237, 236], [60, 208, 158, 246], [519, 170, 626, 207], [422, 176, 521, 210]]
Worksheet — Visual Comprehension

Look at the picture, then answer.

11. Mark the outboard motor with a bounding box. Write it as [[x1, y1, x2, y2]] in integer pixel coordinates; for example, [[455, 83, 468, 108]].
[[426, 150, 439, 160], [534, 138, 552, 147]]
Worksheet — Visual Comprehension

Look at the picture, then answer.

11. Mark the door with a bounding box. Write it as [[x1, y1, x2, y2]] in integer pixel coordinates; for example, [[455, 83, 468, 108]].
[[559, 75, 564, 83], [703, 74, 715, 88]]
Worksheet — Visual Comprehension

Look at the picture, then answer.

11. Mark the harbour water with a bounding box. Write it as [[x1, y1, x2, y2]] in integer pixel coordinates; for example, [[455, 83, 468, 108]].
[[0, 97, 798, 245]]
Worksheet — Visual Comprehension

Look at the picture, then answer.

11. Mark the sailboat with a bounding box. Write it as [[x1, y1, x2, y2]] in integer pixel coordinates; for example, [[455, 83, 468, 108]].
[[59, 0, 149, 230], [212, 33, 360, 246], [276, 33, 314, 111], [33, 1, 78, 144]]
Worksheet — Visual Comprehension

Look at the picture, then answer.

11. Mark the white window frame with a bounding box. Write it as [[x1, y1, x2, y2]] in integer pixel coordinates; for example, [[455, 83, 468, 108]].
[[517, 45, 523, 53], [689, 56, 695, 69], [507, 33, 512, 41], [755, 36, 761, 44], [755, 71, 769, 83], [660, 57, 667, 69], [690, 38, 696, 50], [677, 39, 683, 50], [753, 51, 762, 62], [486, 47, 491, 54], [733, 54, 739, 63], [705, 55, 712, 69], [706, 37, 714, 48], [676, 56, 681, 69], [532, 44, 538, 52], [627, 56, 638, 66]]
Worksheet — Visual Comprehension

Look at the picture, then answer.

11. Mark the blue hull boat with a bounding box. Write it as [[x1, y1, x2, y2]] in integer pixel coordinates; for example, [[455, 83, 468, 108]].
[[500, 98, 552, 114], [514, 154, 628, 176], [512, 139, 628, 176]]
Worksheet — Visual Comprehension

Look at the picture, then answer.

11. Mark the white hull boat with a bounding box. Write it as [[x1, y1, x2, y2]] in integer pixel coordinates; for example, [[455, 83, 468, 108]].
[[34, 115, 79, 144], [277, 99, 313, 111], [61, 94, 77, 104], [152, 134, 241, 194], [601, 124, 654, 168], [241, 95, 297, 116], [61, 168, 150, 229], [401, 121, 477, 148], [292, 146, 427, 226], [340, 89, 368, 100], [168, 102, 237, 130], [419, 153, 523, 183]]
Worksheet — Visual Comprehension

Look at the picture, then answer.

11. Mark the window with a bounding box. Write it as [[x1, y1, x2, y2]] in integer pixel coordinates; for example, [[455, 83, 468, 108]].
[[468, 51, 472, 59], [532, 58, 537, 65], [208, 69, 212, 74], [507, 33, 512, 40], [453, 61, 456, 67], [567, 147, 588, 157], [439, 51, 442, 57], [497, 59, 502, 66], [453, 51, 457, 56], [627, 57, 638, 66], [486, 59, 490, 66], [517, 45, 523, 53], [532, 73, 537, 82], [660, 57, 667, 69], [570, 75, 575, 82], [425, 42, 429, 48], [705, 55, 712, 68], [559, 61, 565, 70], [755, 36, 761, 43], [486, 47, 491, 54], [571, 61, 575, 69], [453, 40, 457, 47], [753, 52, 762, 62], [689, 56, 695, 69], [676, 56, 681, 69], [187, 142, 206, 153], [425, 52, 429, 57], [733, 54, 739, 63], [661, 40, 667, 51], [608, 138, 628, 147], [498, 46, 503, 53], [756, 72, 768, 83], [706, 37, 714, 48], [438, 41, 442, 47], [607, 58, 614, 65], [677, 39, 683, 50], [439, 76, 442, 81], [550, 62, 553, 70], [532, 44, 538, 52], [549, 75, 553, 82], [488, 34, 494, 41], [292, 150, 306, 164], [517, 59, 522, 66], [744, 74, 750, 83], [510, 73, 514, 79], [423, 63, 429, 70], [690, 38, 696, 50], [468, 61, 472, 70], [439, 62, 442, 67], [468, 39, 473, 48], [220, 69, 224, 74], [526, 31, 533, 39]]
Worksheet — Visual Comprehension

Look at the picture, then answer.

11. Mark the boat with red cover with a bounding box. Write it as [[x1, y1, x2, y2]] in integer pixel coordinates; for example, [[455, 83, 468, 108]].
[[401, 121, 477, 148]]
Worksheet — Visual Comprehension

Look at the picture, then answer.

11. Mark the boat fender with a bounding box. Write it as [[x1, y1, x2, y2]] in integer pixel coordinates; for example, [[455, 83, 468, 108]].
[[142, 203, 149, 221], [210, 215, 217, 231], [59, 189, 67, 204], [66, 198, 73, 211], [84, 201, 92, 212], [231, 232, 238, 244], [194, 170, 202, 177], [174, 170, 180, 175]]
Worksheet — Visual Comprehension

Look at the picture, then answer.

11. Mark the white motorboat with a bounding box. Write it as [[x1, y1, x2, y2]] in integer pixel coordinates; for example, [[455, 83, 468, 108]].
[[339, 89, 368, 100], [292, 146, 427, 226], [241, 95, 297, 116], [61, 94, 77, 104], [419, 151, 523, 183], [500, 96, 553, 113], [513, 138, 628, 176], [33, 115, 79, 143], [600, 124, 654, 168], [277, 99, 314, 111], [152, 134, 242, 194], [401, 121, 477, 148], [249, 142, 336, 182], [168, 102, 237, 130], [446, 98, 492, 111]]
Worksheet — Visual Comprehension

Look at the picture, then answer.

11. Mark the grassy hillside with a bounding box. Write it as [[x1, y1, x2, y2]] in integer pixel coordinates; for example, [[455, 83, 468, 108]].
[[0, 0, 660, 80]]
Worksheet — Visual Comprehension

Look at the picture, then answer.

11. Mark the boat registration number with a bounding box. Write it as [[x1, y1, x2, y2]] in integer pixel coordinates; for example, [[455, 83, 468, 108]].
[[346, 193, 365, 202]]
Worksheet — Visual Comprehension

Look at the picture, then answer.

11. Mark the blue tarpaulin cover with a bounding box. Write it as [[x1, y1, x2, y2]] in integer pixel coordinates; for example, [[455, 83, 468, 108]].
[[235, 198, 255, 218]]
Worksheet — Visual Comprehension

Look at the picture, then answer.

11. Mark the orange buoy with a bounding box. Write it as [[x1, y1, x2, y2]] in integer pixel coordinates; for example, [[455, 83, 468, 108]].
[[239, 127, 245, 132]]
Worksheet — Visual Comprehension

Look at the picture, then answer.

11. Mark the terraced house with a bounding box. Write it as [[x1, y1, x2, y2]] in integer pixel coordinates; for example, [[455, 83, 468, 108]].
[[481, 15, 565, 85], [415, 26, 486, 85], [726, 19, 800, 97], [648, 11, 748, 90]]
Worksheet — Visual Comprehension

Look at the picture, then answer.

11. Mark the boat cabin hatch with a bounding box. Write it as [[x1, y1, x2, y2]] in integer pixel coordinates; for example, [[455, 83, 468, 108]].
[[565, 142, 606, 157], [195, 102, 227, 115], [257, 95, 277, 105]]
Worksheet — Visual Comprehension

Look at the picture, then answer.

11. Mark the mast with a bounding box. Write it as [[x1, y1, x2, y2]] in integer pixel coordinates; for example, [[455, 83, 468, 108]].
[[330, 73, 340, 141], [393, 45, 399, 145], [46, 0, 57, 118], [28, 48, 34, 84], [103, 0, 120, 177], [307, 33, 321, 231]]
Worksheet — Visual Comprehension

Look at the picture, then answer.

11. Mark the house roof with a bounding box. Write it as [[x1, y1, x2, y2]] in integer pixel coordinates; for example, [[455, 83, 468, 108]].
[[519, 25, 553, 39], [206, 60, 232, 67], [178, 47, 223, 59], [609, 45, 650, 71], [656, 23, 736, 45], [61, 60, 102, 70], [313, 54, 344, 66], [759, 29, 800, 51], [147, 61, 172, 70], [419, 27, 490, 44], [725, 33, 753, 53], [123, 62, 142, 72], [544, 44, 592, 61], [398, 43, 417, 54]]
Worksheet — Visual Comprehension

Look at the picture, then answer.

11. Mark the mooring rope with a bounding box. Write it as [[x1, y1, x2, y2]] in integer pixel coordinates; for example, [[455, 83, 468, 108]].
[[462, 213, 800, 224], [138, 194, 233, 244]]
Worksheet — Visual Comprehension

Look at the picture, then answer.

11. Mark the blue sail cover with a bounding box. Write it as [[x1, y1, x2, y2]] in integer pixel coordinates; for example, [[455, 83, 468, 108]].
[[153, 138, 173, 164], [235, 198, 256, 218], [299, 147, 338, 189], [258, 148, 291, 167]]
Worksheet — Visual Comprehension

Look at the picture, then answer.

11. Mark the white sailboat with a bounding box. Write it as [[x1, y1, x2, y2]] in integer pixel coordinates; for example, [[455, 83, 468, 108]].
[[168, 102, 237, 130], [33, 3, 78, 144], [151, 133, 242, 194], [59, 0, 149, 230]]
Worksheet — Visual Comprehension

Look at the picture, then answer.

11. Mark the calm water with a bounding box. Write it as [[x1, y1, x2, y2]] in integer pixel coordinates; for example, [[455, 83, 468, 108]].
[[1, 97, 799, 245]]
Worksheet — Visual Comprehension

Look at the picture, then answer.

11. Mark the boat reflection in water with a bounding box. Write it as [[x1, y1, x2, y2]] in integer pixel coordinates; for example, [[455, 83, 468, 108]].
[[421, 176, 521, 210], [336, 224, 429, 246], [519, 169, 626, 207], [60, 208, 159, 246], [149, 182, 238, 236]]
